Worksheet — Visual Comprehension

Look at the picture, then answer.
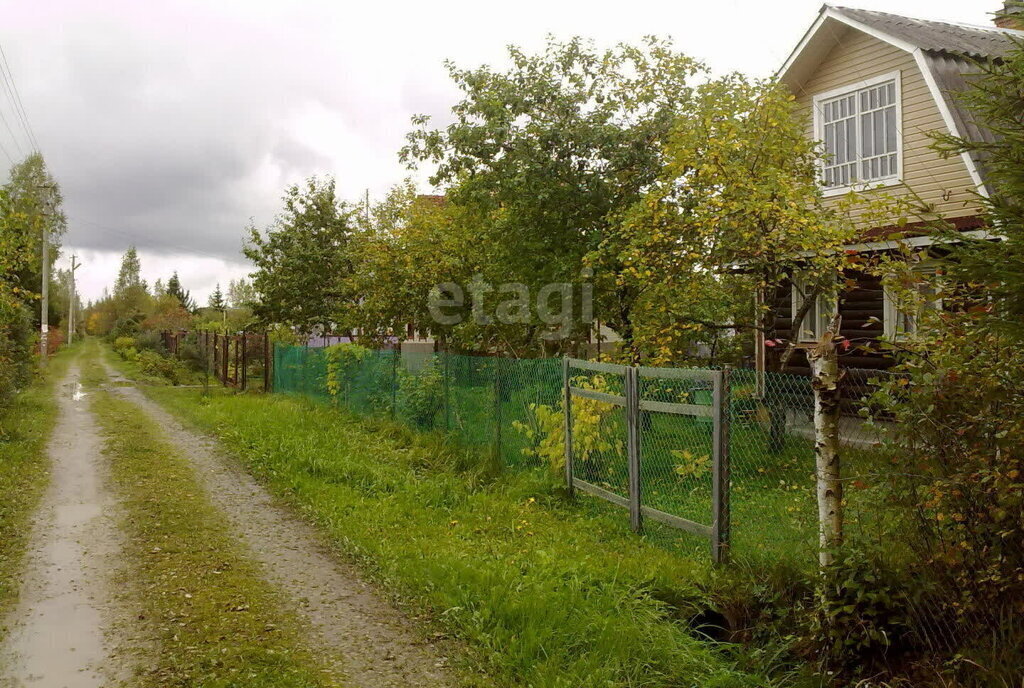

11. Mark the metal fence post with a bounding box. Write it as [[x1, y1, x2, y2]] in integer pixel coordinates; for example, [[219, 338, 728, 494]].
[[626, 366, 642, 533], [563, 357, 574, 498], [493, 358, 502, 463], [241, 334, 248, 391], [711, 366, 732, 564], [391, 348, 398, 419], [263, 333, 271, 392], [443, 350, 451, 431]]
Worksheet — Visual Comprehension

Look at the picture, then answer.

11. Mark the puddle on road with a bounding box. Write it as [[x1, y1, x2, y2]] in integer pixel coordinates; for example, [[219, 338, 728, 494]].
[[66, 381, 87, 401]]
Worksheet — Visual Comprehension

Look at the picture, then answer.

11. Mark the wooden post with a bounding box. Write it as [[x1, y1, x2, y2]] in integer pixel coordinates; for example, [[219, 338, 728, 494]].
[[626, 366, 642, 533], [563, 357, 574, 498], [711, 367, 731, 564], [222, 335, 229, 386], [809, 316, 844, 568]]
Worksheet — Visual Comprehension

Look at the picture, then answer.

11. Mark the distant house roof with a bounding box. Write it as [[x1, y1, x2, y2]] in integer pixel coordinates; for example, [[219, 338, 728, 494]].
[[779, 4, 1024, 197]]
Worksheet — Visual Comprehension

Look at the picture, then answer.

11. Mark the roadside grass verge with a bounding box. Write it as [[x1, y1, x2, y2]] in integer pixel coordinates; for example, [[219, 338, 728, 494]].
[[0, 344, 77, 641], [84, 359, 340, 688], [143, 382, 773, 688]]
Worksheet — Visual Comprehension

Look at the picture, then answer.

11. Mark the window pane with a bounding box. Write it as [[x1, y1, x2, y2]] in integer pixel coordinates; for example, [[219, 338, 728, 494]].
[[874, 110, 884, 153], [885, 107, 897, 152], [847, 121, 857, 162], [887, 82, 895, 104], [880, 156, 888, 177], [861, 113, 872, 157], [824, 122, 835, 157], [860, 91, 868, 111]]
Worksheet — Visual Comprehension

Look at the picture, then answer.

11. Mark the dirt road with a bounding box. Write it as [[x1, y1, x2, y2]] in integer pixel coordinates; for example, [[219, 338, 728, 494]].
[[108, 375, 453, 688], [0, 365, 126, 687]]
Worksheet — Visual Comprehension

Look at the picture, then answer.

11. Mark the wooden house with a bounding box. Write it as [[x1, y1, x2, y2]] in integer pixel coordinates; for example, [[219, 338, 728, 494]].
[[762, 4, 1022, 377]]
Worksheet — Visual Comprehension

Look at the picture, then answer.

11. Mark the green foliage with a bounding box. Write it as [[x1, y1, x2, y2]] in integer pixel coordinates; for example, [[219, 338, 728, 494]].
[[402, 37, 705, 355], [165, 271, 196, 313], [932, 34, 1024, 330], [323, 343, 372, 400], [112, 336, 197, 386], [610, 76, 853, 363], [207, 282, 226, 310], [112, 335, 137, 354], [0, 154, 65, 402], [0, 300, 34, 408], [244, 176, 358, 333], [396, 362, 443, 428], [513, 374, 624, 474]]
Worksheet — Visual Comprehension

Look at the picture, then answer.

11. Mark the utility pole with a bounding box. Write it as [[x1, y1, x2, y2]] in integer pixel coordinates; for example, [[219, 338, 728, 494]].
[[37, 181, 57, 366], [68, 254, 81, 345], [39, 220, 49, 365]]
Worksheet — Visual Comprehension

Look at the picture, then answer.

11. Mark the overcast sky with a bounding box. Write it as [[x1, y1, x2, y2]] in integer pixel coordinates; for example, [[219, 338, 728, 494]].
[[0, 0, 999, 304]]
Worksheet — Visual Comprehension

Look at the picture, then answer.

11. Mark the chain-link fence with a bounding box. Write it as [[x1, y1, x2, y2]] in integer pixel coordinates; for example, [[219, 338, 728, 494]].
[[273, 346, 563, 469], [271, 344, 911, 565], [271, 344, 911, 567]]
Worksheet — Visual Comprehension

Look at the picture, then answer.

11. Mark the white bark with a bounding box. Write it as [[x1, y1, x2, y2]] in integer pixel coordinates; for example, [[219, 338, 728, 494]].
[[809, 315, 843, 568]]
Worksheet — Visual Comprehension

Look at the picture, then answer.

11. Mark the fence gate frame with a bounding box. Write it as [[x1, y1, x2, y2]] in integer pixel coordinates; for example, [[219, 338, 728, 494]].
[[563, 357, 731, 563]]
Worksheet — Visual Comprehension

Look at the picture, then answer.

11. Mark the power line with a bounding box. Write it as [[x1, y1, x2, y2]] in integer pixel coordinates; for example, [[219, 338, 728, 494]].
[[0, 106, 24, 158], [0, 41, 40, 153]]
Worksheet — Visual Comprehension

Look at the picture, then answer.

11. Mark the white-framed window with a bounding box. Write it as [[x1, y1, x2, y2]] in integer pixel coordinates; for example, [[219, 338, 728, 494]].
[[791, 280, 838, 343], [813, 71, 902, 194], [883, 271, 942, 340]]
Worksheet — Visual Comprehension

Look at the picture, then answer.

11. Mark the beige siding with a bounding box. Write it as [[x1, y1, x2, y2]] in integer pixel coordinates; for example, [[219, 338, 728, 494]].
[[792, 27, 982, 225]]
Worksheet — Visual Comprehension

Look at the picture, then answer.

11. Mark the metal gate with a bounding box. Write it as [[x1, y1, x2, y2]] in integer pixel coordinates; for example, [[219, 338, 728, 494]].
[[562, 358, 730, 563]]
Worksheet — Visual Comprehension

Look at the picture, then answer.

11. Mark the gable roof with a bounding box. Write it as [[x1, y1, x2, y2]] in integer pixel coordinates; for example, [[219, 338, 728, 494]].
[[779, 5, 1024, 198]]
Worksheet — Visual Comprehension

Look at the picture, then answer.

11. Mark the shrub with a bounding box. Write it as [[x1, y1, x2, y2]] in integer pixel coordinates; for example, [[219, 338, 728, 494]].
[[397, 361, 443, 428], [112, 336, 137, 355], [134, 330, 165, 353], [0, 300, 34, 409], [324, 343, 373, 401], [513, 373, 624, 474], [136, 349, 181, 385]]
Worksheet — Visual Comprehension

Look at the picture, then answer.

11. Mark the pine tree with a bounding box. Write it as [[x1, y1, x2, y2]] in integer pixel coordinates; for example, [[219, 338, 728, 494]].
[[166, 271, 196, 312], [208, 283, 226, 310]]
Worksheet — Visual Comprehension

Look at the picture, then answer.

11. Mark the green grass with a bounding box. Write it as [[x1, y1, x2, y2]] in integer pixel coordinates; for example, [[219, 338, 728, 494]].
[[0, 343, 78, 642], [139, 381, 775, 688], [83, 351, 340, 688]]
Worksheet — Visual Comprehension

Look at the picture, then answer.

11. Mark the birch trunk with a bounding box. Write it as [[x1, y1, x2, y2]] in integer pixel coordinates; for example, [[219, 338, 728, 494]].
[[808, 316, 843, 568]]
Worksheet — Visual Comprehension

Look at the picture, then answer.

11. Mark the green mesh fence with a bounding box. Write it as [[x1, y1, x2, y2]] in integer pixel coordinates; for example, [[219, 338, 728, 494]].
[[274, 345, 563, 469], [273, 344, 901, 567]]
